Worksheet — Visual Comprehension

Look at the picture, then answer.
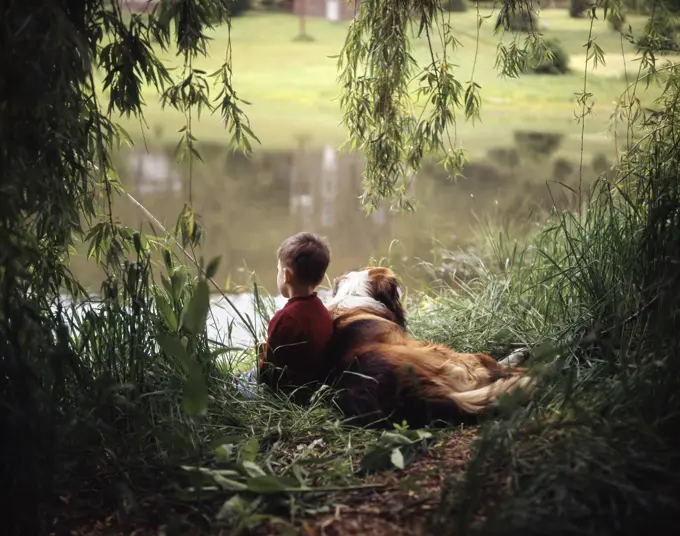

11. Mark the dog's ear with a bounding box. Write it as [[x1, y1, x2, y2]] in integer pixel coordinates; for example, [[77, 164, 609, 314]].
[[372, 271, 406, 329]]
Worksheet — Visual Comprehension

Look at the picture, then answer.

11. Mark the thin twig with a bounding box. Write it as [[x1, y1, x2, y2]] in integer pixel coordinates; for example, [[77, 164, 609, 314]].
[[125, 191, 257, 342]]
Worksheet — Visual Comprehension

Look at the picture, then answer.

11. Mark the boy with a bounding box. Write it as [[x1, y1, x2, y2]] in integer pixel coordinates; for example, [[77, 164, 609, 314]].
[[236, 233, 333, 399]]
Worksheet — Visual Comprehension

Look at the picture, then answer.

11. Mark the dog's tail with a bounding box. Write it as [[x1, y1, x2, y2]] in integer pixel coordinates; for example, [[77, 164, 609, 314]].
[[447, 375, 535, 414]]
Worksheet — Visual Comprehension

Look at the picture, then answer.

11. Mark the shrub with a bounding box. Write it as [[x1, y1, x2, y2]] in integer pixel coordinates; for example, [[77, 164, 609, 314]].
[[445, 0, 469, 12], [424, 60, 680, 536], [487, 147, 520, 169], [508, 10, 540, 32], [530, 39, 570, 75], [230, 0, 251, 16], [252, 0, 286, 10], [553, 157, 575, 181], [592, 152, 612, 175], [570, 0, 593, 18], [514, 130, 564, 158]]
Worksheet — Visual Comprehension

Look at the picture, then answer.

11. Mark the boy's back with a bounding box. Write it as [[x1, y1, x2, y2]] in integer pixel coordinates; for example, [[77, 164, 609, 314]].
[[260, 293, 333, 391], [258, 233, 334, 397]]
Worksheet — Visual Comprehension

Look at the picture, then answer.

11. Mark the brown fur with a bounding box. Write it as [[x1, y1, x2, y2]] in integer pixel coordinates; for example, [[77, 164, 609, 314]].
[[326, 267, 533, 427]]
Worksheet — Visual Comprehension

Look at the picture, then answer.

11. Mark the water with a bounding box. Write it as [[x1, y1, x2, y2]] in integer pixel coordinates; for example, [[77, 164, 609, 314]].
[[69, 132, 612, 294], [60, 290, 328, 350], [211, 290, 332, 348]]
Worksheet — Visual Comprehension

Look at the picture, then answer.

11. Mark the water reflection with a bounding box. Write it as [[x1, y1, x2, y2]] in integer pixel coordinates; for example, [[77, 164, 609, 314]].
[[70, 134, 610, 293], [128, 148, 182, 196]]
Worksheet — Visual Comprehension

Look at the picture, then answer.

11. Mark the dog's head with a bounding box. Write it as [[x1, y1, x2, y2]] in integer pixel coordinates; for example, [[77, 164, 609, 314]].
[[329, 267, 406, 328]]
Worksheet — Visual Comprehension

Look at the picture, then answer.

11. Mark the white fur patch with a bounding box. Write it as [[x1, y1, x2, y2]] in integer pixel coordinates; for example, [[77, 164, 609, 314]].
[[327, 270, 387, 313], [335, 270, 371, 299], [328, 295, 387, 312]]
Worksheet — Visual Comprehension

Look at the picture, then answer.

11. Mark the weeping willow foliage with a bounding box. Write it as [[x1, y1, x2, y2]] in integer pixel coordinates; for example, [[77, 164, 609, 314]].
[[338, 0, 555, 210], [0, 1, 256, 533]]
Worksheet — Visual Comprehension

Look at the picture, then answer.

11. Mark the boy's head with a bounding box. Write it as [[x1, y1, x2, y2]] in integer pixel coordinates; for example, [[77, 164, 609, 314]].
[[276, 232, 330, 297]]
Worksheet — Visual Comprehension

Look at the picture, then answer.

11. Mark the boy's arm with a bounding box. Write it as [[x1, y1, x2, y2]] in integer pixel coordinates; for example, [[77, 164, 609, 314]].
[[259, 312, 302, 390]]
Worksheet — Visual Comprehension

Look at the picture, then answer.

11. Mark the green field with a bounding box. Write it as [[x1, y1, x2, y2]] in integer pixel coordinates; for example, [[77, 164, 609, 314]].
[[111, 10, 665, 153]]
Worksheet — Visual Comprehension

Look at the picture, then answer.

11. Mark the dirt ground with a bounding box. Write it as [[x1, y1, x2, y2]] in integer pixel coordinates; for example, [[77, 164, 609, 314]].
[[301, 429, 476, 536], [52, 429, 477, 536]]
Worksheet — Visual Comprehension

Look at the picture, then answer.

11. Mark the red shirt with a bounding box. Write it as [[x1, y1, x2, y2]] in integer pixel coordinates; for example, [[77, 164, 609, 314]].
[[259, 293, 333, 392]]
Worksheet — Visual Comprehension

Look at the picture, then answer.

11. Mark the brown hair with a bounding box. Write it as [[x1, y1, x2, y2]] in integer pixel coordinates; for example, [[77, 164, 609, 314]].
[[277, 232, 330, 286]]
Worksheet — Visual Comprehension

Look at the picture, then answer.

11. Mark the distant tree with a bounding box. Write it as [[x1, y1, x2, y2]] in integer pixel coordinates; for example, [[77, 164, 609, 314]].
[[232, 0, 252, 15], [293, 0, 314, 41], [445, 0, 469, 12], [530, 39, 570, 74]]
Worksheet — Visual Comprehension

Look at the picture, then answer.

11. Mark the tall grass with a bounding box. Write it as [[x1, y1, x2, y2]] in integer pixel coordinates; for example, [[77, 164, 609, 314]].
[[15, 237, 385, 534], [10, 89, 680, 532], [413, 66, 680, 534]]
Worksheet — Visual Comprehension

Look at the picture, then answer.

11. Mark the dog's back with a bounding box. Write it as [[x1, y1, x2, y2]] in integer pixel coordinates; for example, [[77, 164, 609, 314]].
[[325, 268, 534, 427]]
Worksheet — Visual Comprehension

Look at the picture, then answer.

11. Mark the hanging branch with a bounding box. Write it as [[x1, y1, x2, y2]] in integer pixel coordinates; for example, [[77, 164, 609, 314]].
[[338, 0, 548, 212]]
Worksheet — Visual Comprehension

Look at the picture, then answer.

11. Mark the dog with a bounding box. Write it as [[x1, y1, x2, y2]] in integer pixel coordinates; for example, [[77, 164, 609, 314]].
[[325, 267, 533, 427]]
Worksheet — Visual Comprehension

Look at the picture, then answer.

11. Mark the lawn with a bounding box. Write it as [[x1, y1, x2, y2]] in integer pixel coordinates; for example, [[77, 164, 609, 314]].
[[110, 9, 665, 153]]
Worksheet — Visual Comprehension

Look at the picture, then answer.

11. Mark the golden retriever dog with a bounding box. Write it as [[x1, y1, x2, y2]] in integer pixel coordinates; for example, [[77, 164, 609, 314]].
[[325, 267, 533, 427]]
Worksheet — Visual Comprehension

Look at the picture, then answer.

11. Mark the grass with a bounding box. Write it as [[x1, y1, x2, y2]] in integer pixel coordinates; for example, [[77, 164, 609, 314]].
[[54, 139, 680, 535], [111, 10, 666, 152], [53, 92, 680, 533]]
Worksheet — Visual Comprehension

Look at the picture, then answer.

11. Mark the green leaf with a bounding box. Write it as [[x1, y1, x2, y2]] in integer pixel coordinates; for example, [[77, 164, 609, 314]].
[[398, 429, 433, 443], [211, 347, 241, 359], [210, 435, 245, 450], [161, 274, 173, 297], [182, 279, 210, 334], [215, 443, 234, 463], [211, 473, 248, 492], [158, 334, 209, 416], [390, 448, 405, 470], [182, 363, 209, 416], [205, 256, 221, 279], [171, 267, 187, 297], [241, 461, 267, 478], [239, 437, 259, 463], [360, 447, 392, 473], [292, 464, 307, 487], [157, 332, 191, 370], [245, 475, 300, 494], [246, 476, 287, 494], [379, 432, 417, 447], [163, 247, 173, 271], [155, 293, 178, 332], [216, 494, 251, 522]]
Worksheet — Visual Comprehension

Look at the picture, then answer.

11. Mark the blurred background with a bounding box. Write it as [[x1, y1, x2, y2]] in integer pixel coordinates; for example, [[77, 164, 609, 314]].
[[71, 0, 656, 294]]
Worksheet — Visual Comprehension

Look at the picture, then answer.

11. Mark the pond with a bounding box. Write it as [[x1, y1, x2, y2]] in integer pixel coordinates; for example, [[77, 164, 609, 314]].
[[70, 130, 614, 299]]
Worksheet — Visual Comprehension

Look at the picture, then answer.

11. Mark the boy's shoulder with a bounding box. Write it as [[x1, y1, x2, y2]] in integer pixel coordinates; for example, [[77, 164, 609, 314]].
[[286, 293, 325, 307], [275, 294, 331, 321]]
